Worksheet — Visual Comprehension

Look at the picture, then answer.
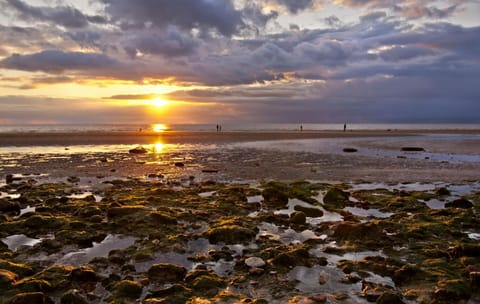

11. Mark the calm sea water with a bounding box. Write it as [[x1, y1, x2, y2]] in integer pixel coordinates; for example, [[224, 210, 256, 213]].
[[0, 123, 479, 133]]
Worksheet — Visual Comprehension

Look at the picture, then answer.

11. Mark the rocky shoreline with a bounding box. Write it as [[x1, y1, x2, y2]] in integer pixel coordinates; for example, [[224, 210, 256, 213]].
[[1, 178, 479, 303]]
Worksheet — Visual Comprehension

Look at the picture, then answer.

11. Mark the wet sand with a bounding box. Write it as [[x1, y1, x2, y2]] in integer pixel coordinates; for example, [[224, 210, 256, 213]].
[[0, 129, 479, 184]]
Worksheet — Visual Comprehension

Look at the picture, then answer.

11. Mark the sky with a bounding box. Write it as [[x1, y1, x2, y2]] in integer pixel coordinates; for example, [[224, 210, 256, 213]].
[[0, 0, 479, 125]]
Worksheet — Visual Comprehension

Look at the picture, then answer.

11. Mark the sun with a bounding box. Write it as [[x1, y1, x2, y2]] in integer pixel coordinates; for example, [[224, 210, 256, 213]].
[[151, 97, 170, 108]]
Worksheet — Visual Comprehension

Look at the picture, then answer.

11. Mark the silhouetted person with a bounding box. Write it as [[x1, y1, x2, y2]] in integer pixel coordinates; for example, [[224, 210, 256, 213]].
[[343, 123, 346, 132], [216, 124, 219, 132], [219, 125, 222, 132], [300, 125, 303, 132]]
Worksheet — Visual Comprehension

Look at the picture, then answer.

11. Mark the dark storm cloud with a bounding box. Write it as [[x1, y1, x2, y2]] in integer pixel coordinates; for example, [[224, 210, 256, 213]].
[[123, 27, 200, 58], [0, 50, 121, 73], [5, 0, 106, 28], [272, 0, 317, 13], [102, 0, 245, 36]]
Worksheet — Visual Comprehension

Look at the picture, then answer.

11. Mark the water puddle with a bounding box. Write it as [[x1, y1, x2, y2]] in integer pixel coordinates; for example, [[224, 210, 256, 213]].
[[2, 234, 44, 251], [19, 205, 36, 216], [257, 222, 322, 244], [247, 195, 263, 203], [199, 191, 216, 198], [0, 192, 21, 199], [344, 207, 393, 218], [421, 199, 446, 209], [67, 191, 103, 202], [56, 234, 137, 266]]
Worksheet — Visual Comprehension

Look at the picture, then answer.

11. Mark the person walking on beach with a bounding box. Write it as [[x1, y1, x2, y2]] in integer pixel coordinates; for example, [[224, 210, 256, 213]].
[[343, 123, 347, 132], [216, 124, 219, 132], [300, 125, 303, 132]]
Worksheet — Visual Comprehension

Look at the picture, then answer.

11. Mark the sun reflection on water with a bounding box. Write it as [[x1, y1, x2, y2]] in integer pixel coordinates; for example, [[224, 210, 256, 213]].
[[152, 124, 168, 132], [153, 142, 164, 154]]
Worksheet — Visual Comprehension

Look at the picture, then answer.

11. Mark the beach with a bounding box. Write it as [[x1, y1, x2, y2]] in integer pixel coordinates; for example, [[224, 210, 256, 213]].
[[1, 129, 480, 303]]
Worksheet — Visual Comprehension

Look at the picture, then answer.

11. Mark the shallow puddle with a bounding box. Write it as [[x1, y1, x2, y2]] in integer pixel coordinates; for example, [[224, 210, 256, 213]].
[[56, 234, 137, 266], [2, 234, 44, 252], [344, 207, 393, 218]]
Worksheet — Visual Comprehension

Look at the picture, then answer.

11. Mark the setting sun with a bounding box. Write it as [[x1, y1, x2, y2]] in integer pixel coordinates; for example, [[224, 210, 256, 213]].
[[151, 97, 170, 108], [152, 123, 167, 132]]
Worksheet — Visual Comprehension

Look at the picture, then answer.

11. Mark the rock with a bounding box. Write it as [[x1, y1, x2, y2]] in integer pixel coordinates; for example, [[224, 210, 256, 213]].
[[434, 279, 471, 302], [67, 176, 80, 183], [112, 280, 143, 299], [249, 267, 264, 275], [149, 211, 177, 225], [174, 162, 185, 167], [311, 294, 327, 303], [294, 205, 323, 217], [0, 199, 21, 214], [69, 266, 97, 282], [323, 187, 349, 209], [318, 271, 329, 285], [189, 273, 226, 297], [0, 260, 33, 277], [343, 148, 358, 153], [147, 264, 187, 284], [9, 292, 51, 304], [435, 187, 451, 196], [470, 272, 480, 290], [6, 174, 14, 184], [202, 169, 218, 173], [129, 146, 147, 154], [376, 291, 405, 304], [206, 225, 256, 244], [445, 198, 473, 209], [60, 289, 88, 304], [245, 257, 266, 268], [333, 222, 382, 241], [107, 206, 148, 218], [401, 147, 425, 152], [290, 211, 307, 225], [12, 278, 52, 293], [262, 187, 288, 208], [0, 269, 17, 288]]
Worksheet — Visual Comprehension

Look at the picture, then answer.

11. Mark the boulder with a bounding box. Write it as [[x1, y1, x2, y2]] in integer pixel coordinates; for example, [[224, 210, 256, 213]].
[[0, 199, 21, 214], [129, 146, 147, 154], [112, 280, 143, 299], [323, 188, 349, 209], [9, 292, 51, 304], [245, 257, 266, 268], [206, 225, 256, 244], [147, 264, 187, 284], [69, 266, 97, 282], [60, 289, 88, 304], [149, 211, 177, 225], [445, 199, 473, 209], [290, 211, 307, 225], [262, 187, 288, 208], [294, 205, 323, 217]]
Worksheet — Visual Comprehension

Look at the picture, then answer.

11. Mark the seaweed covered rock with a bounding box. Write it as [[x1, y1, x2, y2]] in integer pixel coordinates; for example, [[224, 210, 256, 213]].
[[8, 292, 52, 304], [332, 221, 382, 242], [149, 211, 177, 225], [434, 279, 471, 302], [0, 260, 34, 277], [112, 280, 143, 299], [323, 187, 349, 210], [69, 266, 97, 283], [206, 225, 256, 244], [107, 206, 148, 218], [12, 278, 52, 293], [60, 289, 88, 304], [262, 187, 288, 208], [148, 263, 187, 284], [0, 269, 17, 288], [445, 199, 473, 209], [293, 205, 323, 217], [0, 199, 20, 214], [290, 211, 306, 225]]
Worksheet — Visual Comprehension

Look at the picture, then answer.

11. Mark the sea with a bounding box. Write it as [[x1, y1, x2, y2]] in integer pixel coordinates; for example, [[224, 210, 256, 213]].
[[0, 123, 479, 133]]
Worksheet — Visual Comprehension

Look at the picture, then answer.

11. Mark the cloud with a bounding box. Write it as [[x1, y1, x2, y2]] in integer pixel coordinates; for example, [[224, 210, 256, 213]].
[[270, 0, 318, 13], [123, 27, 200, 58], [5, 0, 106, 28], [0, 50, 121, 73], [394, 4, 458, 19], [102, 0, 245, 36], [104, 94, 156, 100]]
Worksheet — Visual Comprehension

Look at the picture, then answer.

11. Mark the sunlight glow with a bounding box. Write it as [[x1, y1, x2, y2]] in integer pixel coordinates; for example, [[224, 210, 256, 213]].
[[152, 123, 167, 132], [151, 97, 170, 108], [153, 142, 164, 154]]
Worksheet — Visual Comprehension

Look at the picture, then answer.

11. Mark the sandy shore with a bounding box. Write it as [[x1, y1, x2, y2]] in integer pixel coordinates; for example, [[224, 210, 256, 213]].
[[1, 129, 479, 146], [0, 129, 479, 184]]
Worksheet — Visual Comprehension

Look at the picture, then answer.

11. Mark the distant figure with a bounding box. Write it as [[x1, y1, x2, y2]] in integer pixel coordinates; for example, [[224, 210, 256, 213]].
[[219, 125, 222, 132], [216, 124, 219, 132], [139, 128, 142, 132], [343, 123, 346, 132], [300, 125, 303, 132]]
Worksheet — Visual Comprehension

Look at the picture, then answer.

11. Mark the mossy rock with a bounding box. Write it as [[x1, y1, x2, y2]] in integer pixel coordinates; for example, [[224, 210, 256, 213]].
[[0, 199, 20, 214], [323, 187, 349, 210], [23, 215, 65, 229], [75, 206, 102, 218], [60, 289, 88, 304], [290, 211, 306, 225], [148, 263, 187, 284], [190, 274, 226, 297], [206, 225, 256, 244], [149, 211, 177, 225], [445, 199, 473, 209], [12, 278, 52, 293], [293, 205, 323, 217], [270, 246, 310, 268], [112, 280, 143, 299], [434, 279, 471, 302], [34, 265, 72, 290], [0, 260, 34, 277], [107, 206, 148, 218], [145, 284, 192, 304], [0, 269, 17, 289], [8, 292, 50, 304], [333, 221, 383, 242], [262, 187, 288, 208], [69, 266, 97, 283]]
